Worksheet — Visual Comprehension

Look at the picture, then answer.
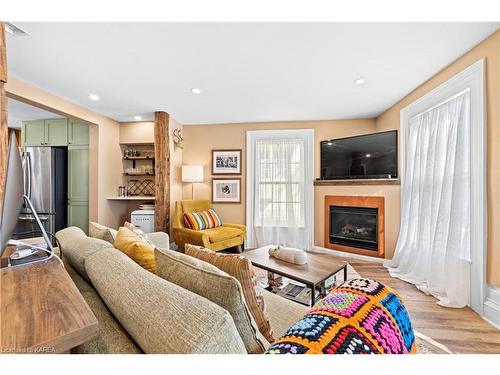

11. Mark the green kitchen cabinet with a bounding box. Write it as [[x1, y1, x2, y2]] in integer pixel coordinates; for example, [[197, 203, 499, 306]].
[[22, 120, 46, 146], [68, 145, 89, 202], [45, 119, 68, 146], [68, 119, 89, 145], [21, 118, 68, 146], [68, 201, 89, 234]]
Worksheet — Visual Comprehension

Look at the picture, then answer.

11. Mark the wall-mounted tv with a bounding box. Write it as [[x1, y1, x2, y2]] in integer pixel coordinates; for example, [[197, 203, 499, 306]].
[[320, 130, 397, 180]]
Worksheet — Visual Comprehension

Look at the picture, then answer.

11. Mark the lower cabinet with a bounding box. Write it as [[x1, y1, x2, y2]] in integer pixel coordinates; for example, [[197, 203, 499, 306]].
[[68, 201, 89, 234]]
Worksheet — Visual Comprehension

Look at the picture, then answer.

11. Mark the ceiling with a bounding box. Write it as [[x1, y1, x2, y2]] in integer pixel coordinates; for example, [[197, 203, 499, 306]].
[[6, 22, 499, 124], [8, 98, 63, 129]]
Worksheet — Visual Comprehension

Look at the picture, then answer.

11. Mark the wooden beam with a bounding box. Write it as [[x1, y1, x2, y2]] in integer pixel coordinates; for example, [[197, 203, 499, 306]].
[[0, 22, 8, 214], [154, 111, 170, 233]]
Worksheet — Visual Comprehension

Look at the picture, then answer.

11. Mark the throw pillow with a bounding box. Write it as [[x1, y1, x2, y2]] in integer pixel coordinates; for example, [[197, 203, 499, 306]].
[[124, 221, 155, 246], [154, 247, 268, 353], [185, 244, 274, 342], [183, 208, 223, 231], [89, 222, 117, 244], [114, 227, 157, 274]]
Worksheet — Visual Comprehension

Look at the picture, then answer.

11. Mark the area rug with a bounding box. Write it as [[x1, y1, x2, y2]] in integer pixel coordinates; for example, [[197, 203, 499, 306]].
[[253, 263, 453, 354]]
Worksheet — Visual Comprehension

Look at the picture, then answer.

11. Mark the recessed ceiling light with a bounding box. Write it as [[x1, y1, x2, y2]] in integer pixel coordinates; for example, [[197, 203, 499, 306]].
[[89, 94, 100, 101], [190, 88, 202, 94], [354, 78, 366, 85], [134, 115, 142, 121]]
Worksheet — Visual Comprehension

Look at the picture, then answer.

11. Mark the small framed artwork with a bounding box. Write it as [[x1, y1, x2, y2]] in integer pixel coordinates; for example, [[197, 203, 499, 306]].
[[212, 149, 242, 175], [212, 178, 241, 203]]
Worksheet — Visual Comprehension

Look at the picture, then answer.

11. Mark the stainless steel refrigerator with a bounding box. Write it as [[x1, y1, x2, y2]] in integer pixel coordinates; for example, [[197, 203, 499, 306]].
[[13, 146, 67, 240]]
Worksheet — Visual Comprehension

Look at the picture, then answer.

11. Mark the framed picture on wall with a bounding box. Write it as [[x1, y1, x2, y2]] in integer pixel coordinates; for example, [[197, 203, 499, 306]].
[[212, 178, 241, 203], [212, 149, 242, 175]]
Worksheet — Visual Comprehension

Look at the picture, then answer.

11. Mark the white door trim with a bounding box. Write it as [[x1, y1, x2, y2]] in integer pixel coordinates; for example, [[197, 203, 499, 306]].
[[399, 59, 487, 315]]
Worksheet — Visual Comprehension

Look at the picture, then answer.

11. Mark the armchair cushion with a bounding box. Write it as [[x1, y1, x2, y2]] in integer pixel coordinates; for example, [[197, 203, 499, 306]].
[[202, 226, 243, 243]]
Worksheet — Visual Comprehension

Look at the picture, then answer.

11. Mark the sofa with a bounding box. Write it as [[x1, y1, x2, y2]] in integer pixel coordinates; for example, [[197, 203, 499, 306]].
[[55, 226, 307, 354], [172, 200, 246, 252]]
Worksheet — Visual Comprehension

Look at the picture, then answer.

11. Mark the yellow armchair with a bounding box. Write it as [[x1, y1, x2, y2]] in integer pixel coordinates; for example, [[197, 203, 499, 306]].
[[172, 200, 246, 252]]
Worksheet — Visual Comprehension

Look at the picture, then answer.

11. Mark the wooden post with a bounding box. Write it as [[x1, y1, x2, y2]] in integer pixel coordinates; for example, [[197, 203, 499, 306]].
[[154, 111, 170, 233], [0, 22, 8, 214]]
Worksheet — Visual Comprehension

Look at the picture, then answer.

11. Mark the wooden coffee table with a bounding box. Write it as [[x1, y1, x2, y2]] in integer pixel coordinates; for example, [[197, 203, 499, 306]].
[[243, 246, 348, 306]]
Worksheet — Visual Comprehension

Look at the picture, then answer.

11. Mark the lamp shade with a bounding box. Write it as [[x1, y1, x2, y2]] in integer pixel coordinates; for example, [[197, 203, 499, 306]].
[[182, 165, 204, 182]]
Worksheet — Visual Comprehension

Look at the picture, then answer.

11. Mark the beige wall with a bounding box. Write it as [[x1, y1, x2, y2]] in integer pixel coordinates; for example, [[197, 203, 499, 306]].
[[169, 117, 183, 235], [119, 121, 155, 144], [182, 119, 402, 257], [375, 30, 500, 286], [6, 77, 128, 228]]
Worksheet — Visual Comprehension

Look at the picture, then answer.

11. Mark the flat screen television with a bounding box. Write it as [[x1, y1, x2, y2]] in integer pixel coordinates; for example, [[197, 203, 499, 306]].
[[320, 130, 397, 180]]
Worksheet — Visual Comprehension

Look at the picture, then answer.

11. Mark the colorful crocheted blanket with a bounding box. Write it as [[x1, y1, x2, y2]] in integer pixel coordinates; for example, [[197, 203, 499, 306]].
[[266, 278, 416, 354]]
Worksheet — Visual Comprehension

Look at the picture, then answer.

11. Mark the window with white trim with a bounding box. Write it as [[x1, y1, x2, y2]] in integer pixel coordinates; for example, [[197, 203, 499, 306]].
[[254, 138, 305, 227]]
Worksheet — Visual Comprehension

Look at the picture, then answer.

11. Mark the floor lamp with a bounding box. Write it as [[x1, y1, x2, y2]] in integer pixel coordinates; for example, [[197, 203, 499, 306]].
[[182, 165, 204, 199]]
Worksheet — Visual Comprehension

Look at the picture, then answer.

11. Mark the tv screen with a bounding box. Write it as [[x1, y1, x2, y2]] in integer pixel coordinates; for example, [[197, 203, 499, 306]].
[[320, 130, 397, 180]]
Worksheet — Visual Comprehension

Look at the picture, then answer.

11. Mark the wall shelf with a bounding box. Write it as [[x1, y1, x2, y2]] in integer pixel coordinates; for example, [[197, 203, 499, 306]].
[[314, 179, 400, 186], [107, 196, 156, 201], [123, 173, 155, 176], [123, 156, 155, 160]]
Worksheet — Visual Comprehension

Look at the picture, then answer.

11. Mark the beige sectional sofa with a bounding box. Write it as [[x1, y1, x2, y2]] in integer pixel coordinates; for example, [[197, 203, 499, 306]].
[[55, 227, 307, 354]]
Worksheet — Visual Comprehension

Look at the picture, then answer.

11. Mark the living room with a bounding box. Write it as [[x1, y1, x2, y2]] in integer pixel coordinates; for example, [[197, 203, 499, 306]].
[[1, 0, 500, 371]]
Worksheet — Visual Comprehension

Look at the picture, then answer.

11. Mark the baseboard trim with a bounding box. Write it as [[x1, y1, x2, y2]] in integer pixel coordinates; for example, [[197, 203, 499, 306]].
[[483, 286, 500, 330], [310, 246, 386, 264]]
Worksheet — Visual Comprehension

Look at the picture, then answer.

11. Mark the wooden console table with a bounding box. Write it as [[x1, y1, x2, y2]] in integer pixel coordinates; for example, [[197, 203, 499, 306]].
[[1, 241, 98, 354]]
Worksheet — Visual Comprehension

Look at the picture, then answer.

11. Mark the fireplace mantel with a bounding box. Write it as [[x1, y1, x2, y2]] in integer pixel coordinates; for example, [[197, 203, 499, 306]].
[[324, 195, 385, 258]]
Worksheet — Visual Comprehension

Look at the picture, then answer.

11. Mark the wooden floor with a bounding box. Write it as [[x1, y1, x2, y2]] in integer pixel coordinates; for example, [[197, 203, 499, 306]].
[[344, 257, 500, 354]]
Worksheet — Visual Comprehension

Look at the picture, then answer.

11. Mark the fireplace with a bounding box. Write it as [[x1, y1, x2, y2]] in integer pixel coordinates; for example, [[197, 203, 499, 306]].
[[330, 206, 378, 250], [324, 196, 385, 257]]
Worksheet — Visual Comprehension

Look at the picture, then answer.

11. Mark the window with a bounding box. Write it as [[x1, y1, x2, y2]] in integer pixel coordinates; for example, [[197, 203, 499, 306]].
[[246, 129, 314, 249], [254, 138, 305, 227]]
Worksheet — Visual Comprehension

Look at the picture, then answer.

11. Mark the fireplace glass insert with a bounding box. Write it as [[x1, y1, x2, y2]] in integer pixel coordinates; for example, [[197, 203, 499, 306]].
[[329, 205, 378, 251]]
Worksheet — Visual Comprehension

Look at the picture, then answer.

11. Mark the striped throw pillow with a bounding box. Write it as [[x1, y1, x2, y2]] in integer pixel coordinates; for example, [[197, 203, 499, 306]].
[[184, 208, 223, 231]]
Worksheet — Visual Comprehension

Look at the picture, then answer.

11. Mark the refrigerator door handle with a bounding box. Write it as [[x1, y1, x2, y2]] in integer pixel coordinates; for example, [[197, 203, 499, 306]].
[[28, 152, 32, 200]]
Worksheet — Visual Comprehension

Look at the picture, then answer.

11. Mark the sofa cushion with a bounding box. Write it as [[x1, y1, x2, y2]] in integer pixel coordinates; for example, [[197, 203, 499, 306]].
[[201, 227, 243, 243], [55, 226, 114, 281], [89, 222, 117, 245], [260, 289, 308, 338], [114, 227, 157, 274], [154, 247, 267, 353], [145, 232, 170, 250], [185, 244, 274, 343], [85, 247, 247, 354], [65, 262, 142, 354]]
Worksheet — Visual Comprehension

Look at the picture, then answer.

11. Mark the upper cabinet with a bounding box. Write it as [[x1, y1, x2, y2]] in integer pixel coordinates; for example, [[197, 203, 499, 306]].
[[22, 120, 46, 145], [21, 118, 89, 146], [45, 119, 69, 146], [68, 119, 89, 146]]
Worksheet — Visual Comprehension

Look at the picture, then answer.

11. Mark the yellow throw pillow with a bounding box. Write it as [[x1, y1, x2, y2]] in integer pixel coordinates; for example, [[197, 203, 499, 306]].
[[114, 227, 157, 274]]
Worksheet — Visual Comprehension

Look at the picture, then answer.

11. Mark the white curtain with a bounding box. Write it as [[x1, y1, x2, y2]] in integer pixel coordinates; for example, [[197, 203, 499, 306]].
[[246, 130, 314, 250], [385, 90, 471, 308]]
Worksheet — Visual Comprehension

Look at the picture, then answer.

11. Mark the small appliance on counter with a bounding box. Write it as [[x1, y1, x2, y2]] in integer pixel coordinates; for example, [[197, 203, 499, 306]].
[[131, 209, 155, 233]]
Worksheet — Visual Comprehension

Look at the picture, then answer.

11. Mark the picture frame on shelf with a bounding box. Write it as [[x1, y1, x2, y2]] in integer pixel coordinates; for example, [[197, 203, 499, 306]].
[[212, 149, 242, 175], [212, 178, 241, 203]]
